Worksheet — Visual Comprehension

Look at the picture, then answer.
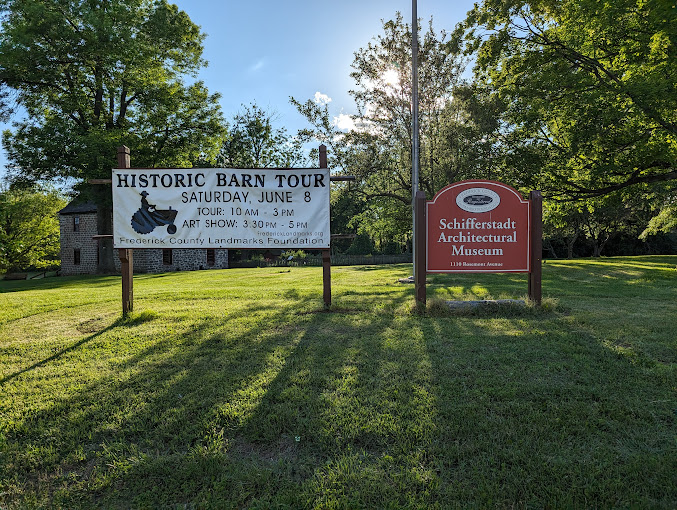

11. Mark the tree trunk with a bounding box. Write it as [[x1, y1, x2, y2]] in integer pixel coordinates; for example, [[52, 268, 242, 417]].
[[566, 234, 578, 259], [545, 239, 559, 259], [596, 233, 611, 257], [591, 236, 603, 257]]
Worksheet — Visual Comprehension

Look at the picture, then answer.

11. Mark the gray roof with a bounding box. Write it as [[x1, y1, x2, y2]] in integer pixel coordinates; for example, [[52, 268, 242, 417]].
[[58, 201, 98, 215]]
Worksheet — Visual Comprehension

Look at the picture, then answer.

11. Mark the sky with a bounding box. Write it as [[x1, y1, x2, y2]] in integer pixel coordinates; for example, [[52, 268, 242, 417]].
[[0, 0, 478, 181]]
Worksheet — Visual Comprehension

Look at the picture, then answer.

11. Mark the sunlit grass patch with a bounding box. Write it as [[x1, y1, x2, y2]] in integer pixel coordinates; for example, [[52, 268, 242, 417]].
[[1, 256, 676, 508]]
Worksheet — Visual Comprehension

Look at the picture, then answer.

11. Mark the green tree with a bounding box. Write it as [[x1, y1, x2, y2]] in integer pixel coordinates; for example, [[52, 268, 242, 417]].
[[0, 0, 225, 270], [543, 201, 586, 259], [579, 196, 632, 257], [544, 189, 667, 257], [293, 13, 469, 244], [640, 189, 677, 240], [0, 187, 66, 271], [436, 83, 506, 185], [217, 103, 306, 168], [0, 0, 224, 184], [454, 0, 677, 200], [346, 233, 374, 255]]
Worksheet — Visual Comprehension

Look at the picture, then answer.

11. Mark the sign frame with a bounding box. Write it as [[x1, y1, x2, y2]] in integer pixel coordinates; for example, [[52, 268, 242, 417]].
[[414, 181, 542, 306], [112, 167, 330, 250], [426, 180, 531, 274]]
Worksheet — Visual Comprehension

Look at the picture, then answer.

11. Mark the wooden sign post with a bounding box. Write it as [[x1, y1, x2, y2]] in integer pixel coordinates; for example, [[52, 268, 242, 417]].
[[528, 190, 543, 305], [117, 146, 133, 315], [415, 180, 543, 306]]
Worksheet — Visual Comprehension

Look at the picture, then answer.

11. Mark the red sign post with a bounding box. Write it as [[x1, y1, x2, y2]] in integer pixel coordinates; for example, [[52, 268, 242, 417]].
[[415, 180, 542, 305]]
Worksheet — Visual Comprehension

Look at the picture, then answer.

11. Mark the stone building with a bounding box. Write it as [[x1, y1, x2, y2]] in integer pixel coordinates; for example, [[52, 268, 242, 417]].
[[58, 201, 228, 275]]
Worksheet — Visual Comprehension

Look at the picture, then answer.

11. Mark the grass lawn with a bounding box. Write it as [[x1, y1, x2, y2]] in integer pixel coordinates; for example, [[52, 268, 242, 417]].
[[1, 256, 676, 508]]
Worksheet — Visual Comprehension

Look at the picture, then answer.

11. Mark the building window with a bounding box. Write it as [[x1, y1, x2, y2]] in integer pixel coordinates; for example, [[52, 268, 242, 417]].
[[73, 215, 80, 232], [162, 249, 173, 265], [206, 249, 216, 266], [74, 248, 81, 265]]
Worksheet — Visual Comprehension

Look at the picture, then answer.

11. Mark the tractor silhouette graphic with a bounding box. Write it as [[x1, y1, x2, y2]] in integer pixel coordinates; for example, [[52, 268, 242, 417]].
[[131, 191, 178, 235]]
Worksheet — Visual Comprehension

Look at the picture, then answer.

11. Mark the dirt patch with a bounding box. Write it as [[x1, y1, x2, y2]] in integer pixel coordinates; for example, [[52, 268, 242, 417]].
[[76, 315, 115, 334], [230, 434, 300, 464]]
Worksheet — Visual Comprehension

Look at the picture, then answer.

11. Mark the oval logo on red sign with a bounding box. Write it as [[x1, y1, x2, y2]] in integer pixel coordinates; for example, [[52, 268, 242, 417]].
[[456, 187, 500, 213]]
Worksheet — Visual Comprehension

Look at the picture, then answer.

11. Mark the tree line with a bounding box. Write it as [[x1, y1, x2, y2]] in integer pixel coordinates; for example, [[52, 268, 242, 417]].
[[0, 0, 674, 271]]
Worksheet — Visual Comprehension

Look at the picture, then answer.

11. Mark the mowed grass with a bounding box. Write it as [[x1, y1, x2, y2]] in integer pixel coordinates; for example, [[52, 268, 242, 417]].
[[1, 256, 676, 508]]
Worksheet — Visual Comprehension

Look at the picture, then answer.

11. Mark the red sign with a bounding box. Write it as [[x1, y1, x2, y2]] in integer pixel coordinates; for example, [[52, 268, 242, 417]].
[[426, 180, 531, 273]]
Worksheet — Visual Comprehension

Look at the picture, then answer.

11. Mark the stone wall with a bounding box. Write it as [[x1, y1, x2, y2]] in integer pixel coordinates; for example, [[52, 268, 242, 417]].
[[127, 248, 229, 273], [60, 208, 229, 274], [59, 212, 99, 275]]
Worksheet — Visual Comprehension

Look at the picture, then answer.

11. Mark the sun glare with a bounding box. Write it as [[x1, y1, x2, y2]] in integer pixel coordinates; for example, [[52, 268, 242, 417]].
[[382, 68, 400, 87], [363, 67, 402, 98]]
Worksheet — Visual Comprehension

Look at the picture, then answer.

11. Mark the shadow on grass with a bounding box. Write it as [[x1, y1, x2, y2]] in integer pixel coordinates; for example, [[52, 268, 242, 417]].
[[422, 320, 677, 507], [0, 313, 146, 386], [1, 293, 338, 505], [2, 259, 676, 508], [0, 274, 122, 293], [544, 257, 677, 287], [2, 284, 426, 507]]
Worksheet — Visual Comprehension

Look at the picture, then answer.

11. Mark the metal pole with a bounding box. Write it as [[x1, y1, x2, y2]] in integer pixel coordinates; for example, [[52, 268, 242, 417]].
[[411, 0, 420, 278], [320, 144, 331, 309], [415, 190, 426, 305]]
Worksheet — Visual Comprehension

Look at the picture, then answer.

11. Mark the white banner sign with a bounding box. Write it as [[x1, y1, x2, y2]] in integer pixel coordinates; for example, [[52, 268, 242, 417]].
[[112, 168, 330, 249]]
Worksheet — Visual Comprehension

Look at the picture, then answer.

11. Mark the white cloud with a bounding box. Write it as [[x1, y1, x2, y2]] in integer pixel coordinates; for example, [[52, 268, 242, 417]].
[[333, 113, 376, 134], [333, 113, 355, 130], [314, 91, 332, 105]]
